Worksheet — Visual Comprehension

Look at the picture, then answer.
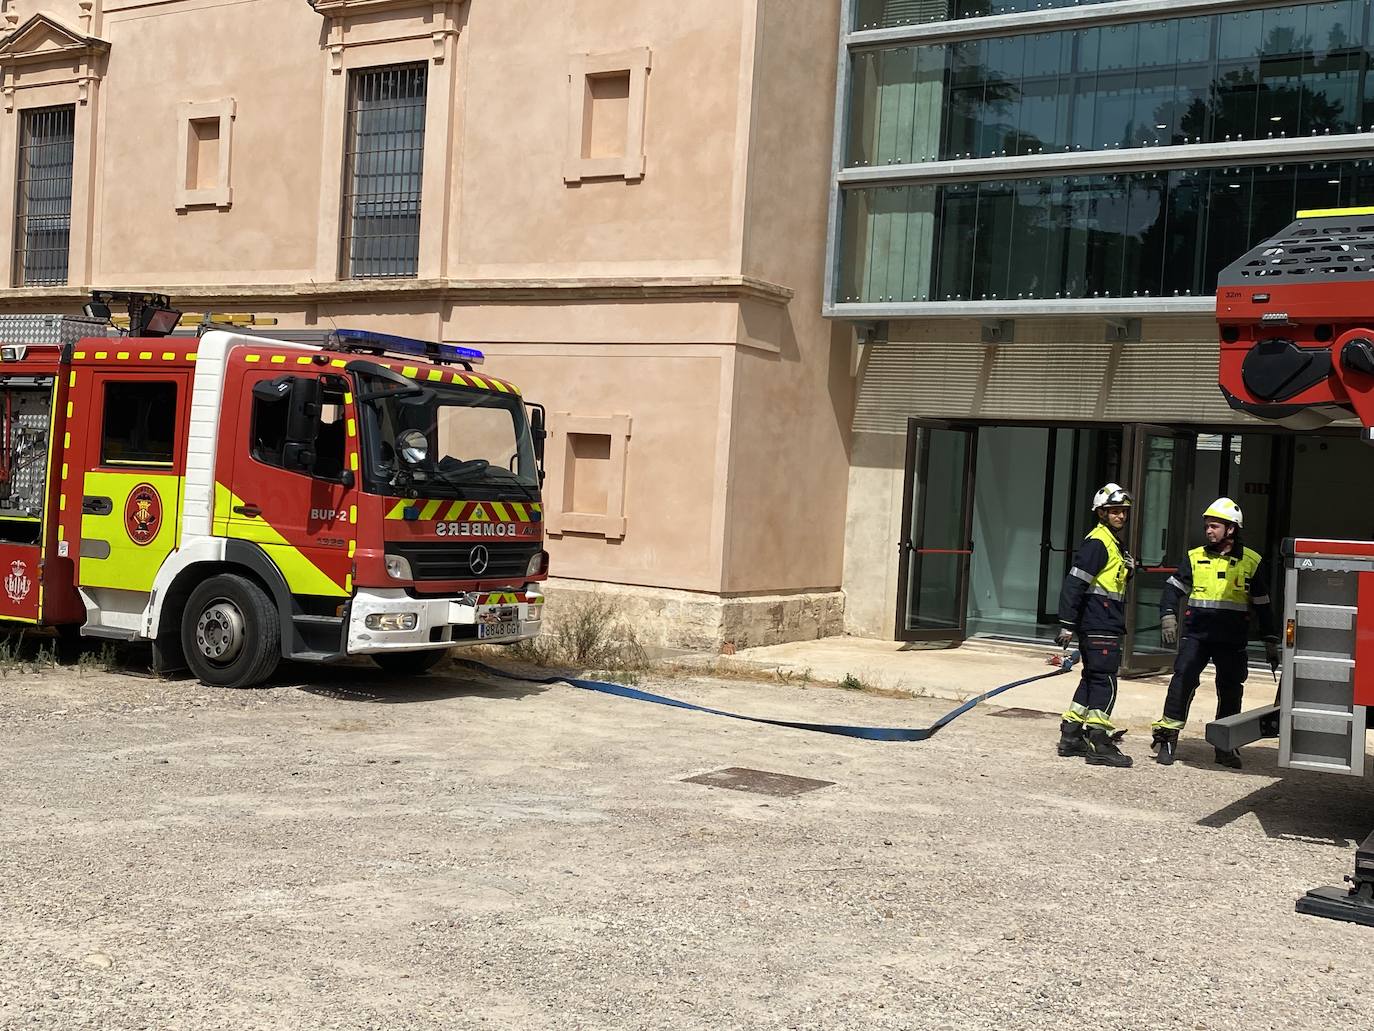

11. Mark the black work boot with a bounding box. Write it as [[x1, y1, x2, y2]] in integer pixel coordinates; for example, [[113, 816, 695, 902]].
[[1214, 747, 1243, 770], [1152, 728, 1179, 766], [1057, 720, 1089, 758], [1085, 727, 1133, 768]]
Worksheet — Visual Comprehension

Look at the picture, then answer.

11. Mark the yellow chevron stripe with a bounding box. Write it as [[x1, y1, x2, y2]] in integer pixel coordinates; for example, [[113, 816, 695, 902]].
[[445, 500, 464, 519], [510, 502, 528, 521], [490, 502, 510, 521], [385, 500, 409, 520], [469, 375, 490, 390], [216, 482, 347, 596], [420, 499, 443, 520]]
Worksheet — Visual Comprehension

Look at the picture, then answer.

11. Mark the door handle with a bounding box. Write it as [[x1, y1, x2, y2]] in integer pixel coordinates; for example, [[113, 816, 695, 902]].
[[233, 503, 262, 518], [82, 496, 112, 515]]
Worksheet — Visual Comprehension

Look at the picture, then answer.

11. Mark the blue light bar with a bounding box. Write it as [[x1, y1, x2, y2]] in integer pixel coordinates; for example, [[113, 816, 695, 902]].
[[437, 343, 486, 365], [326, 328, 485, 365]]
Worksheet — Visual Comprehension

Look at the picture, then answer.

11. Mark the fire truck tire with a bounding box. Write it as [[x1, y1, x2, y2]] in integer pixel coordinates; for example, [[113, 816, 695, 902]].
[[371, 650, 448, 676], [181, 574, 282, 689]]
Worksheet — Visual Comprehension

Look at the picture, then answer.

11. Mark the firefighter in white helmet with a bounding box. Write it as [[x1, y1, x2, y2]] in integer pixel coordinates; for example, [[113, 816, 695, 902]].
[[1151, 498, 1278, 768], [1053, 483, 1136, 768]]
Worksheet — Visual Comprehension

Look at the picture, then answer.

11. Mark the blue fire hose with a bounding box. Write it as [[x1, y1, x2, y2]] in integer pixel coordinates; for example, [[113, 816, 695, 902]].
[[456, 651, 1078, 742]]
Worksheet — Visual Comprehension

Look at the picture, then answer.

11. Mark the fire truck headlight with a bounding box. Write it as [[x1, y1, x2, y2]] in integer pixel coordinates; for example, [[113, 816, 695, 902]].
[[526, 550, 548, 577], [365, 612, 419, 632], [384, 554, 412, 580]]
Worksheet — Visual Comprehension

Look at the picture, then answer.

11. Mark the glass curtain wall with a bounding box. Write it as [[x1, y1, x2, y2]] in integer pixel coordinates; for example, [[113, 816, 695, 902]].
[[848, 2, 1372, 167], [839, 158, 1374, 303], [855, 0, 1122, 30]]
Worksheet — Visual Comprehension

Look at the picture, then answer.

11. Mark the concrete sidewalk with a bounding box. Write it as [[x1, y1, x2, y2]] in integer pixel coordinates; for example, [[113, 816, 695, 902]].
[[722, 636, 1197, 726]]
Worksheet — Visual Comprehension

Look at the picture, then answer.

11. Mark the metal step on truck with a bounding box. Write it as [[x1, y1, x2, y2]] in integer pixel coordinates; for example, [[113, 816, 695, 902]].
[[0, 292, 548, 688], [1211, 206, 1374, 925]]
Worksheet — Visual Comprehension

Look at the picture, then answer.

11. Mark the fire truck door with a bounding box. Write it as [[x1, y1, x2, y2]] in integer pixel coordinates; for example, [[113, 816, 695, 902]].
[[0, 374, 54, 623], [221, 369, 355, 599], [76, 372, 188, 593]]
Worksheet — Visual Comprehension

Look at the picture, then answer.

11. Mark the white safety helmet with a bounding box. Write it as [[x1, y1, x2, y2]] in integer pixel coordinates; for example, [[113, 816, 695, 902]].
[[1204, 497, 1243, 528], [1092, 483, 1133, 510]]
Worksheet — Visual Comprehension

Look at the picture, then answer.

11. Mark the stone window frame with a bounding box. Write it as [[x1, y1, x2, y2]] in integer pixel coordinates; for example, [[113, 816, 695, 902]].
[[175, 99, 236, 212], [563, 47, 651, 184], [545, 413, 631, 540], [306, 0, 462, 282], [0, 13, 109, 289]]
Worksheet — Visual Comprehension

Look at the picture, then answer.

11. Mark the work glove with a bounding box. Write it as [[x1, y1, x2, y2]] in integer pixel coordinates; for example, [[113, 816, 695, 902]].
[[1265, 638, 1280, 671], [1160, 613, 1178, 647], [1055, 627, 1074, 649]]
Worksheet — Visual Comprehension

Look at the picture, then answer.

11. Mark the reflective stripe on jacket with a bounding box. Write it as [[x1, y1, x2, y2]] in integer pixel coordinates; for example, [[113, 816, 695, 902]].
[[1058, 522, 1129, 636], [1160, 543, 1274, 644]]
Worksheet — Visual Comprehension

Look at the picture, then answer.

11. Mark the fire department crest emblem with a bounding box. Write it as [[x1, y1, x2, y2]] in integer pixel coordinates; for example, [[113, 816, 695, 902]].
[[4, 560, 30, 604], [125, 483, 162, 546]]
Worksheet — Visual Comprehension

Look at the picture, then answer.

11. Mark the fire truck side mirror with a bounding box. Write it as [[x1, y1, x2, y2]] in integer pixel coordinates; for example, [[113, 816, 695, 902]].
[[282, 376, 323, 473], [529, 403, 546, 464]]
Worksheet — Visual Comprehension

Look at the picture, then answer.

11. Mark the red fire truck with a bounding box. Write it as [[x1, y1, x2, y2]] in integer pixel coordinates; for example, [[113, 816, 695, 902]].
[[1213, 206, 1374, 925], [0, 294, 547, 689]]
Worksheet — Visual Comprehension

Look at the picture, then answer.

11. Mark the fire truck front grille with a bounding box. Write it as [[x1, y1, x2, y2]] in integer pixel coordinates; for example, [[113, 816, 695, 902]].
[[387, 541, 539, 582]]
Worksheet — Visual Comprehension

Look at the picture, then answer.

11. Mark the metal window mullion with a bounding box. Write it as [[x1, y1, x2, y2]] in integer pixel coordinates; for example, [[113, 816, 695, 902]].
[[837, 132, 1374, 187], [847, 0, 1331, 50]]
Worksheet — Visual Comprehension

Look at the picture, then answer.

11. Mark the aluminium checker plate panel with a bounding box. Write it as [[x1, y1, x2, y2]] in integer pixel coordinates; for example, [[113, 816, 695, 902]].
[[0, 315, 115, 347]]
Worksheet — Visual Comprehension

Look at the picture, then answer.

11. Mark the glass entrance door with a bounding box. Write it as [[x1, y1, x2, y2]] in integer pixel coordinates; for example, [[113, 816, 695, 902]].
[[897, 421, 977, 643], [1124, 425, 1195, 673]]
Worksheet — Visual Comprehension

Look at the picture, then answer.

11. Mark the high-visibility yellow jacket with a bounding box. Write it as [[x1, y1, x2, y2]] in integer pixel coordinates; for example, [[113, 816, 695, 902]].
[[1058, 522, 1131, 636], [1160, 542, 1275, 644]]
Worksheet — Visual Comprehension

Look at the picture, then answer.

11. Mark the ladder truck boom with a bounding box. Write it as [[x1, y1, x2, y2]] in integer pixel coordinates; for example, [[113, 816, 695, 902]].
[[1214, 206, 1374, 927]]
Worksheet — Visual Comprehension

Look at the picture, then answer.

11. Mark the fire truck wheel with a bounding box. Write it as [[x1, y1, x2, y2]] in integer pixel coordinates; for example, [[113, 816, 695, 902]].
[[371, 649, 448, 676], [182, 574, 281, 689]]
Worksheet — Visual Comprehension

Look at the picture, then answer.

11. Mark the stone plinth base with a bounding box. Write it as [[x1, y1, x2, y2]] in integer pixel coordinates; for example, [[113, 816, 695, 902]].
[[539, 578, 846, 652]]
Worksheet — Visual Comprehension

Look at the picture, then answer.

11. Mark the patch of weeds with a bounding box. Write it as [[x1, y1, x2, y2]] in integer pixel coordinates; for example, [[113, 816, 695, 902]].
[[839, 673, 867, 691], [77, 642, 120, 676], [501, 593, 651, 679], [774, 666, 816, 686], [0, 632, 63, 674]]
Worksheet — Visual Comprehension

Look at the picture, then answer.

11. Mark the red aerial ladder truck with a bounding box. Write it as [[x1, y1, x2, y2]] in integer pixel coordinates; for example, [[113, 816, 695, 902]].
[[0, 293, 548, 689], [1214, 206, 1374, 926]]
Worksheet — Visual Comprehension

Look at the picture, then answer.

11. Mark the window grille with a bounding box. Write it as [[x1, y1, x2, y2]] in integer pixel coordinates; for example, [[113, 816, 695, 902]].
[[340, 64, 428, 279], [14, 106, 75, 287]]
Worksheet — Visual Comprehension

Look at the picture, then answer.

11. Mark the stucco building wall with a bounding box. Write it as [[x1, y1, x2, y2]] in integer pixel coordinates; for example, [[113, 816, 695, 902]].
[[0, 0, 852, 649]]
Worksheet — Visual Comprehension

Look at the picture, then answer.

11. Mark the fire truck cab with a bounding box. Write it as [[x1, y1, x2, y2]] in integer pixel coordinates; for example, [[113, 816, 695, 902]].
[[0, 306, 547, 688]]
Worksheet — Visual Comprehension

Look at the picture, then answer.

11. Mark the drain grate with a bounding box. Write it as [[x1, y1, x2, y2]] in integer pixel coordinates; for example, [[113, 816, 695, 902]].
[[682, 767, 834, 797], [986, 707, 1057, 720]]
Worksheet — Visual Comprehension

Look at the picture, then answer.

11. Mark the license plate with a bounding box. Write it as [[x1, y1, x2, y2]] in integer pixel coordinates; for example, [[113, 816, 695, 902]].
[[478, 620, 519, 641]]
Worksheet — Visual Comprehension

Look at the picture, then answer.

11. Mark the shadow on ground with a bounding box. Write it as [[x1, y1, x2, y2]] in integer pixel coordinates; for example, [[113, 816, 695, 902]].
[[286, 662, 550, 705], [1197, 750, 1374, 847]]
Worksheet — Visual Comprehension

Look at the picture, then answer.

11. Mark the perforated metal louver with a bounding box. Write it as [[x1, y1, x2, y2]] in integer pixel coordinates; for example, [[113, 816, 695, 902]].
[[1218, 215, 1374, 286]]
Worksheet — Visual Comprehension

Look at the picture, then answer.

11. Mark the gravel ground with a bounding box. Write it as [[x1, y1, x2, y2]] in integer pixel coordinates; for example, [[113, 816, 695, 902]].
[[2, 658, 1373, 1030]]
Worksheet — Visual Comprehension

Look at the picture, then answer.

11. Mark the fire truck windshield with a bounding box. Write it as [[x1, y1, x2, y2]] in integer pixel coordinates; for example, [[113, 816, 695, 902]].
[[354, 370, 539, 498]]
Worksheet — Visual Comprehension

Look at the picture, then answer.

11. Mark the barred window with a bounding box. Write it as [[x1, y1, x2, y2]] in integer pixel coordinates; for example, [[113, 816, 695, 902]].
[[340, 64, 427, 280], [14, 105, 74, 287]]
